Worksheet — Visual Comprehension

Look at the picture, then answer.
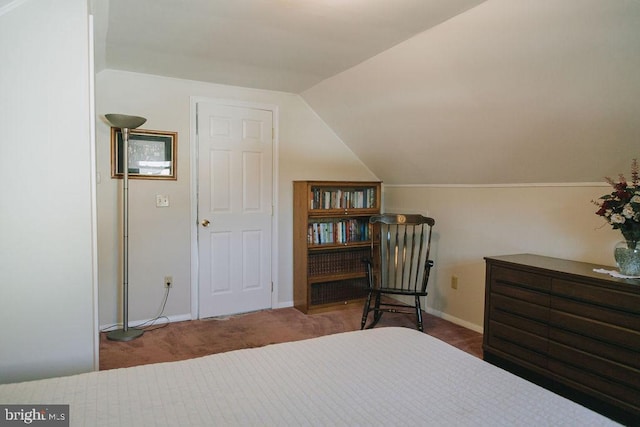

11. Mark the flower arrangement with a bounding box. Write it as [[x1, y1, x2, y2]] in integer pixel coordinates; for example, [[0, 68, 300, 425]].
[[593, 159, 640, 247]]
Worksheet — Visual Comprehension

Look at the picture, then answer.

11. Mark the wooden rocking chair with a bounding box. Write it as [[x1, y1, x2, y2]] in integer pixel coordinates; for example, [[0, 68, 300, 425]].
[[361, 214, 435, 332]]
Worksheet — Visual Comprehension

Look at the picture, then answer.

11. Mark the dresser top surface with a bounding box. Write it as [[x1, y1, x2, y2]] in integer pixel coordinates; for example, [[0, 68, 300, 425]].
[[485, 253, 640, 290]]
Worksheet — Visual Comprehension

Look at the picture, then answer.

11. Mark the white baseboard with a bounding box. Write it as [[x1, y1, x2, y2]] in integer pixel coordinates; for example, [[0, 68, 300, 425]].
[[273, 300, 294, 309], [100, 313, 192, 332], [384, 295, 484, 333], [424, 307, 484, 333]]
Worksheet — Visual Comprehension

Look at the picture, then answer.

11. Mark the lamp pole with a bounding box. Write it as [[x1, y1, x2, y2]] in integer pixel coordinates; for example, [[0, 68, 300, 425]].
[[105, 114, 147, 342]]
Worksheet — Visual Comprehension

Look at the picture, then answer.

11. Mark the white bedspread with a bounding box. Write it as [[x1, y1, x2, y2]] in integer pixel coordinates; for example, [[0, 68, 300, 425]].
[[0, 327, 619, 426]]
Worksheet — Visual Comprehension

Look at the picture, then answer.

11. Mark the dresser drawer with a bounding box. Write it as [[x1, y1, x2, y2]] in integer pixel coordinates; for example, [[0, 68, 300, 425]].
[[491, 265, 551, 293], [487, 320, 548, 368], [550, 295, 640, 332], [552, 278, 640, 313], [548, 341, 640, 393], [549, 309, 640, 352], [491, 281, 550, 307], [490, 293, 548, 335], [549, 327, 640, 370], [548, 349, 640, 411]]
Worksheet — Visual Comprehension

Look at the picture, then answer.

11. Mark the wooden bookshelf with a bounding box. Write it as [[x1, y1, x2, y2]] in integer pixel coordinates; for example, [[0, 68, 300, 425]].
[[293, 180, 381, 314]]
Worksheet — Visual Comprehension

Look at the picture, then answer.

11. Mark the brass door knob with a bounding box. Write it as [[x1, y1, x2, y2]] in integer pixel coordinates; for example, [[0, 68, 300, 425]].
[[201, 219, 210, 227]]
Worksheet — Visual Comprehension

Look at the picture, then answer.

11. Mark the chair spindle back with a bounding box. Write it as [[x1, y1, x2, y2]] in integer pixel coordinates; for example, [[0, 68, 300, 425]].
[[371, 214, 434, 294]]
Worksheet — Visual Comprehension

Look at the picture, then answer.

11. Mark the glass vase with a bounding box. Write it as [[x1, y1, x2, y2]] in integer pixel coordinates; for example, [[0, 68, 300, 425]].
[[614, 240, 640, 276]]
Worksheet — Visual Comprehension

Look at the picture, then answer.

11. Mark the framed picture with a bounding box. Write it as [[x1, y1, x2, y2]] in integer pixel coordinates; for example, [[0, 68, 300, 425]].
[[111, 128, 177, 180]]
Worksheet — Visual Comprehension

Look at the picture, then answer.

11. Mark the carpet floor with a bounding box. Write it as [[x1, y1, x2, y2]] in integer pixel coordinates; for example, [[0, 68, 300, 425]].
[[100, 304, 483, 371]]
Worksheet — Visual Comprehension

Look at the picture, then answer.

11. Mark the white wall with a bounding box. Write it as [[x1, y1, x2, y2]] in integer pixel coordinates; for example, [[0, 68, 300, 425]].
[[96, 70, 377, 326], [384, 184, 621, 330], [0, 0, 96, 383]]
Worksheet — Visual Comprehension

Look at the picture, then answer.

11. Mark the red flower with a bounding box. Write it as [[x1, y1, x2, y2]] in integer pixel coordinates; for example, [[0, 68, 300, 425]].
[[595, 206, 608, 216], [616, 189, 632, 201]]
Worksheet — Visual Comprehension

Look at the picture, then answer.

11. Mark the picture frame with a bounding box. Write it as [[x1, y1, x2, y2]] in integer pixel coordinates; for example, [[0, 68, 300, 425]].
[[111, 128, 177, 180]]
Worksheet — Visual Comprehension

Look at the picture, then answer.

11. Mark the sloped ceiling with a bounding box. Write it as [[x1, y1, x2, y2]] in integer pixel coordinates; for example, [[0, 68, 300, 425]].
[[97, 0, 485, 92], [302, 0, 640, 184], [95, 0, 640, 185]]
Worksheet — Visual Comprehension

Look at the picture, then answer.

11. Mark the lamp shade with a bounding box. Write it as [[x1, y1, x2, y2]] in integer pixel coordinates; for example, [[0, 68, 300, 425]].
[[105, 114, 147, 129]]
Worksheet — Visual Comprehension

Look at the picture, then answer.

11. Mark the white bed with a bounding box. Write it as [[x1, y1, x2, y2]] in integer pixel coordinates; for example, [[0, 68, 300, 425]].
[[0, 327, 619, 426]]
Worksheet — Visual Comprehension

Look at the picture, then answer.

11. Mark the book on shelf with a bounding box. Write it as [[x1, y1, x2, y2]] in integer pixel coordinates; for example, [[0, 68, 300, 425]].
[[310, 187, 376, 210], [307, 219, 370, 245]]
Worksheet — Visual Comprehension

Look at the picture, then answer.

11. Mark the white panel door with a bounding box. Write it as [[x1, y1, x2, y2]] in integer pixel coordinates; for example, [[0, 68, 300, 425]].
[[197, 102, 273, 318]]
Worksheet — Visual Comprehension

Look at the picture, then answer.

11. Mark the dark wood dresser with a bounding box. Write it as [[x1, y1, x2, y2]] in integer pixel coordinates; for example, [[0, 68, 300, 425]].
[[484, 254, 640, 425]]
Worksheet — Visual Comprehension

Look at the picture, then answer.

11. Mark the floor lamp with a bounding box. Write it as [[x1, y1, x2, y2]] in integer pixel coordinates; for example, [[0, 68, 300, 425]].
[[105, 113, 147, 342]]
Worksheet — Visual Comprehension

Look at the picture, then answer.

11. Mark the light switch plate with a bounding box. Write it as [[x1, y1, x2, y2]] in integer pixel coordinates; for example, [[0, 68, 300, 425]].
[[156, 194, 170, 207]]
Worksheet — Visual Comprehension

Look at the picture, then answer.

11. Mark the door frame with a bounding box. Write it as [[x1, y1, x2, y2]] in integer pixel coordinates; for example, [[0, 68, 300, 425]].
[[189, 96, 279, 319]]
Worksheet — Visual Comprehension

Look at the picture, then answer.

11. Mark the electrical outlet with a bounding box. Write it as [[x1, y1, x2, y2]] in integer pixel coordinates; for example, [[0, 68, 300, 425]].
[[164, 276, 173, 288], [451, 275, 458, 290], [156, 194, 170, 207]]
